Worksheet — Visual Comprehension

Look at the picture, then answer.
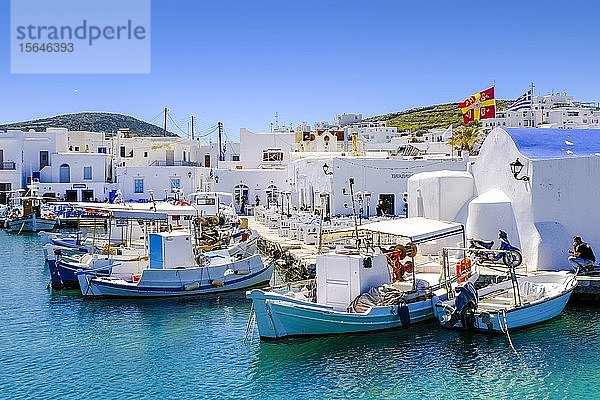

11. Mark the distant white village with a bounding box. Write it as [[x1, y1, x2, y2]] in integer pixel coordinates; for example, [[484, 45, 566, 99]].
[[0, 91, 597, 228]]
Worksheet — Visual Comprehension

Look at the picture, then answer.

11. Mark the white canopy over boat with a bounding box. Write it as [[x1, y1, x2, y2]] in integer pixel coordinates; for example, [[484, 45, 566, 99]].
[[57, 201, 199, 216], [357, 217, 465, 244]]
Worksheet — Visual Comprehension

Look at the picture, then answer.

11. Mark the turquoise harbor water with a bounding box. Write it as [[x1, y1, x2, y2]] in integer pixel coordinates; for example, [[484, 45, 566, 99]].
[[1, 230, 599, 400]]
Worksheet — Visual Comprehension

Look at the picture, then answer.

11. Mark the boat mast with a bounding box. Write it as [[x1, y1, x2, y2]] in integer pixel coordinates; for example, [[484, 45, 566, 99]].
[[348, 178, 360, 248]]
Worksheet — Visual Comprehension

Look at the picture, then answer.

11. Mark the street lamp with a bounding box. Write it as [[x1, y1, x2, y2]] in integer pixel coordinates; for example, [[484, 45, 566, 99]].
[[322, 163, 333, 175], [509, 158, 530, 181]]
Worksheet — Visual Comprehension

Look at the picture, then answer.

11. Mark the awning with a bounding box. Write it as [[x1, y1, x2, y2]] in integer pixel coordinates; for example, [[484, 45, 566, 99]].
[[64, 201, 199, 216], [111, 210, 169, 220], [335, 217, 464, 244]]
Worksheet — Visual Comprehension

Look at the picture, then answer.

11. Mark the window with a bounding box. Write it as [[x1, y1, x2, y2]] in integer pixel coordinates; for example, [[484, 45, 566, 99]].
[[74, 146, 80, 152], [232, 155, 240, 161], [83, 166, 92, 180], [170, 178, 181, 193], [262, 149, 283, 162], [134, 179, 144, 193], [39, 151, 49, 169], [97, 147, 107, 154], [120, 146, 126, 157], [144, 152, 148, 158]]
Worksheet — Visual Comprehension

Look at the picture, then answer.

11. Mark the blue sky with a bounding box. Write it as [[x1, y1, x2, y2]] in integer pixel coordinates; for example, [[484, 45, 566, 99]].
[[1, 0, 599, 141]]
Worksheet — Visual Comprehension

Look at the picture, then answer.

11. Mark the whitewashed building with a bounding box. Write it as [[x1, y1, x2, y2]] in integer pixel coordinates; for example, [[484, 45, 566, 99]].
[[484, 92, 600, 130], [333, 113, 362, 127], [348, 121, 401, 143], [408, 127, 600, 271], [289, 152, 469, 218]]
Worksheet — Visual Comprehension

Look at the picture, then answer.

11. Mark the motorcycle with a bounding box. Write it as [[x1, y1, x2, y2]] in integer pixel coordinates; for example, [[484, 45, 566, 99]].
[[468, 230, 523, 267]]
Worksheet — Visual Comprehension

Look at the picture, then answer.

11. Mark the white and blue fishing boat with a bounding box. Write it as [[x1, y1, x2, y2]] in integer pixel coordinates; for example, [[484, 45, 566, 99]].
[[434, 269, 577, 332], [6, 181, 58, 232], [76, 229, 274, 297], [247, 217, 478, 340]]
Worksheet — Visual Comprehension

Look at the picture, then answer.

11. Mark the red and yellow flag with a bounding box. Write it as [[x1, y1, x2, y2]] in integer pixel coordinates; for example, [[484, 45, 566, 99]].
[[459, 87, 496, 124]]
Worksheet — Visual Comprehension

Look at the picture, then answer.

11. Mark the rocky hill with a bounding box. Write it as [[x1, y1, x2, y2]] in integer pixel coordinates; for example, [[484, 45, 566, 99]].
[[0, 112, 177, 136]]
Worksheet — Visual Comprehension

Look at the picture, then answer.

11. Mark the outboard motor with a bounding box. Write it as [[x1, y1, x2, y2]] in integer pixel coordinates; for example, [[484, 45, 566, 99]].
[[441, 282, 478, 329], [454, 282, 478, 329]]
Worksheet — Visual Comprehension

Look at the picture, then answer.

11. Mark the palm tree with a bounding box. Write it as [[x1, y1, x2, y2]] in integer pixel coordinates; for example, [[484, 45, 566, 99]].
[[448, 123, 482, 154]]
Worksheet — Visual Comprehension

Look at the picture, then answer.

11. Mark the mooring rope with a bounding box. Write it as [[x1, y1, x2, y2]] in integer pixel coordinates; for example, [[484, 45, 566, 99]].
[[498, 309, 518, 354], [243, 303, 255, 343]]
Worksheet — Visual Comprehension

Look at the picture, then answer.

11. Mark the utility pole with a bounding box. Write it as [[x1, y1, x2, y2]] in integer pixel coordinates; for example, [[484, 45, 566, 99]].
[[163, 107, 168, 137], [217, 121, 224, 163], [530, 82, 536, 127], [191, 115, 195, 140]]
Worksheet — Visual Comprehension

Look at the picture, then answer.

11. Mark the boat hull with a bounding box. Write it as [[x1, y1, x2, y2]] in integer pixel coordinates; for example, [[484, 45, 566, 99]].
[[246, 289, 445, 339], [434, 272, 577, 332], [78, 255, 274, 298], [8, 215, 56, 232], [469, 288, 573, 332]]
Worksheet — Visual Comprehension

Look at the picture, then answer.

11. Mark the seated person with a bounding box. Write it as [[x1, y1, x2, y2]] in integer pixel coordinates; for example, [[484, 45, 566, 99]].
[[568, 235, 595, 274]]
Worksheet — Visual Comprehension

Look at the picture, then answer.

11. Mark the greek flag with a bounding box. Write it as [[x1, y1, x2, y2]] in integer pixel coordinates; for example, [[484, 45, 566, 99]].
[[507, 90, 532, 111], [209, 168, 214, 179]]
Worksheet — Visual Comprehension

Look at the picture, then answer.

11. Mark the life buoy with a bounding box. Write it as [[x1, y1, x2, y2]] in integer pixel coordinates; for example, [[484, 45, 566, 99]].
[[393, 244, 407, 260], [455, 258, 472, 283], [176, 200, 190, 206], [386, 251, 405, 282], [405, 243, 418, 258]]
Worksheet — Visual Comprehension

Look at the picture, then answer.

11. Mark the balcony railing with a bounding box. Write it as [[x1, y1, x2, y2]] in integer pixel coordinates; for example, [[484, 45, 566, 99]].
[[149, 160, 199, 167], [0, 162, 16, 170]]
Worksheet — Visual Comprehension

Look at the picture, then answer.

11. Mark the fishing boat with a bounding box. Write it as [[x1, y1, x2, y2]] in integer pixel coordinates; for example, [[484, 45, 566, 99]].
[[6, 181, 58, 232], [76, 229, 275, 297], [433, 267, 577, 332], [246, 217, 478, 340]]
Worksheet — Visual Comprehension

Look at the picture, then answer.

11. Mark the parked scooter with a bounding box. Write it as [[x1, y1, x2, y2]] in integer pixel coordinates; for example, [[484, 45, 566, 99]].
[[468, 230, 523, 267]]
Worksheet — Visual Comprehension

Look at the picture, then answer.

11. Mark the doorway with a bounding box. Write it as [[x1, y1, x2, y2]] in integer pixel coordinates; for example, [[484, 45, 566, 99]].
[[0, 183, 10, 204], [65, 190, 78, 202], [379, 193, 395, 216], [166, 150, 175, 166], [82, 190, 94, 202], [59, 164, 70, 183]]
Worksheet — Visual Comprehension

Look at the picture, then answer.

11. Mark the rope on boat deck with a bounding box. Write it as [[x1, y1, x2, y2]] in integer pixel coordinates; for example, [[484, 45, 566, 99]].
[[498, 310, 518, 355]]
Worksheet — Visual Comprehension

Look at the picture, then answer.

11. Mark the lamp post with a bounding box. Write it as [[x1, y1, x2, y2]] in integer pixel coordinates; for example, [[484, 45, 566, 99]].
[[509, 158, 530, 181]]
